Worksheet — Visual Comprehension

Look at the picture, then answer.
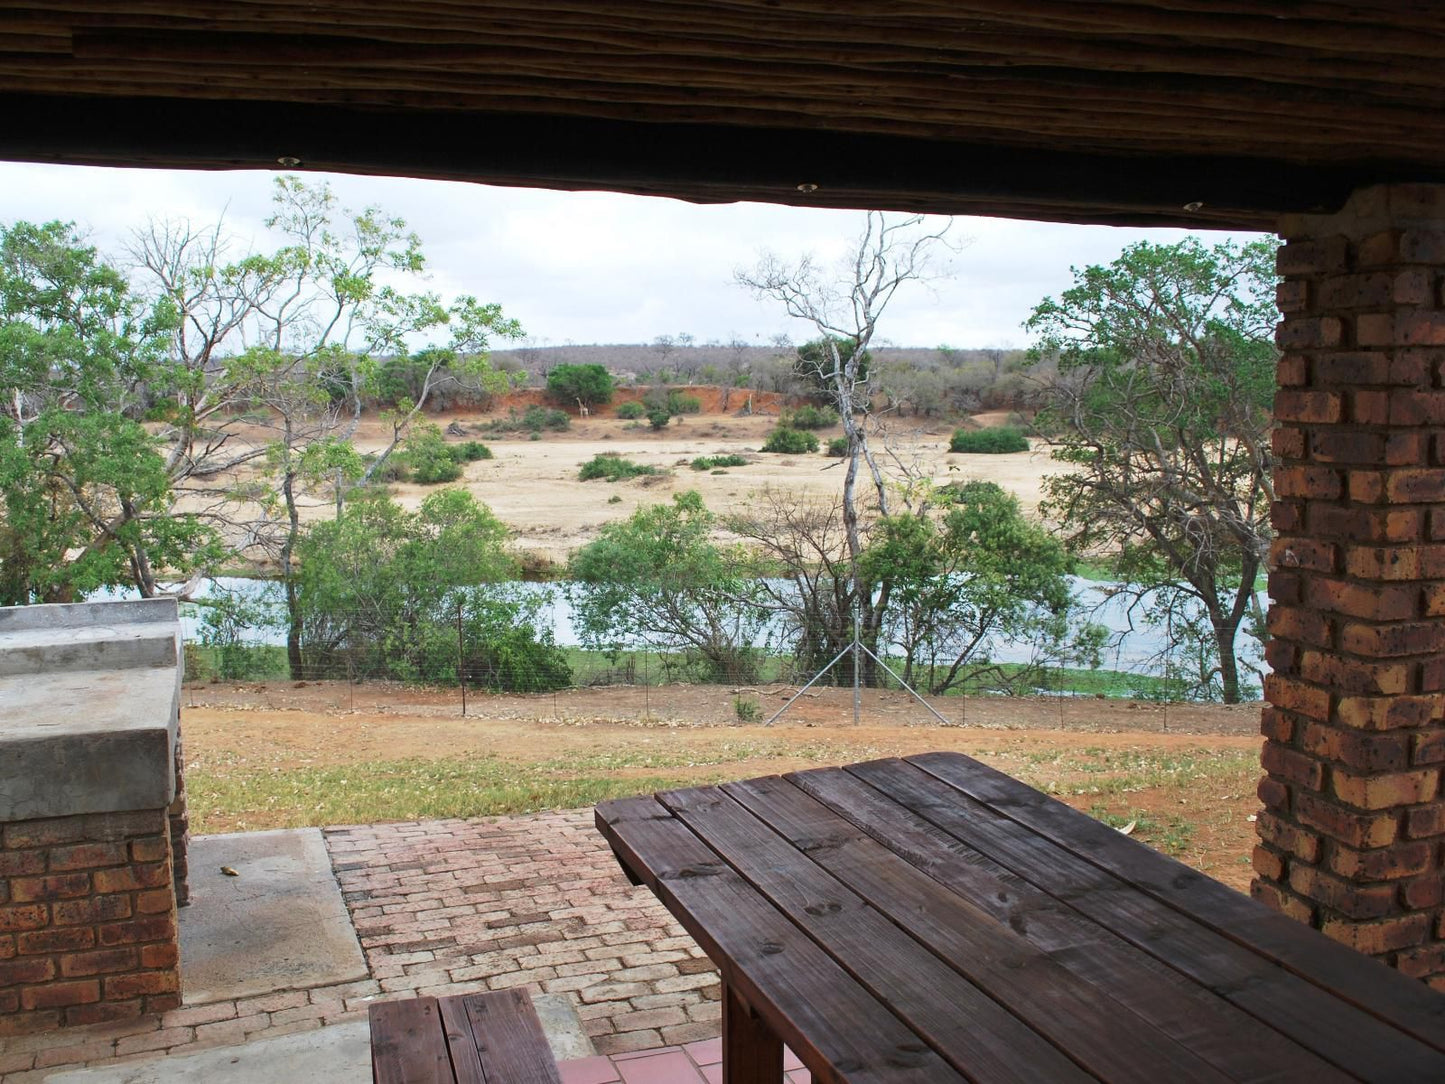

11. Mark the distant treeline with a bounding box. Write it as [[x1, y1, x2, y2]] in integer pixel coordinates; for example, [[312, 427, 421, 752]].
[[480, 342, 1039, 415]]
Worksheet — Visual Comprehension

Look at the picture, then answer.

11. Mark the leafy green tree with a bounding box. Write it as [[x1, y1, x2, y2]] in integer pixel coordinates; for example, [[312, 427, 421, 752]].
[[0, 221, 219, 604], [294, 489, 568, 690], [860, 482, 1099, 694], [1026, 237, 1276, 703], [569, 492, 770, 682], [546, 363, 614, 407]]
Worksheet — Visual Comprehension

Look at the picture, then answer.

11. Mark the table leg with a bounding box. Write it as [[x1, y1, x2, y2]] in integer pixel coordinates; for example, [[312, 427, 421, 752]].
[[723, 982, 783, 1084]]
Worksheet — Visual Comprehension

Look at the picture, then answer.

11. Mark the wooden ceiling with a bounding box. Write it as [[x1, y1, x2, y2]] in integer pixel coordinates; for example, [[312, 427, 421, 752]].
[[1, 3, 1442, 228]]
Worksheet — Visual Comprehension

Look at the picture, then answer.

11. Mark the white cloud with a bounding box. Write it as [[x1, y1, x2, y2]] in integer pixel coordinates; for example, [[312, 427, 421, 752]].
[[0, 162, 1269, 348]]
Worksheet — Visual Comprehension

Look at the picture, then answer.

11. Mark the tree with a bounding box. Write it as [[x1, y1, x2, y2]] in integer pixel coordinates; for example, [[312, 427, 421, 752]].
[[860, 482, 1099, 694], [546, 363, 614, 408], [0, 220, 220, 604], [293, 488, 569, 690], [568, 491, 770, 682], [1026, 237, 1276, 703], [736, 212, 955, 683]]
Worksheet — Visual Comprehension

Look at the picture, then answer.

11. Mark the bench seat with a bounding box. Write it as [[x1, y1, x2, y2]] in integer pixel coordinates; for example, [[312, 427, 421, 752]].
[[369, 989, 562, 1084]]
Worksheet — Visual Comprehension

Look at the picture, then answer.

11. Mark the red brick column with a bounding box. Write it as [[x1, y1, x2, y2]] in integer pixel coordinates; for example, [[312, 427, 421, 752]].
[[1257, 184, 1445, 985], [169, 727, 190, 907], [0, 809, 180, 1035]]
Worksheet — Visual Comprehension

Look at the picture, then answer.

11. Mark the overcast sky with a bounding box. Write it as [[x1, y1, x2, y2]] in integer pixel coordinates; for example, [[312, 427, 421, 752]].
[[0, 161, 1269, 351]]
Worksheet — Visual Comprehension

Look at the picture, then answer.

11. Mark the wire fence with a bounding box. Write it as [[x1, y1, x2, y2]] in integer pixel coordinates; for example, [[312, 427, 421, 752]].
[[178, 591, 1253, 730]]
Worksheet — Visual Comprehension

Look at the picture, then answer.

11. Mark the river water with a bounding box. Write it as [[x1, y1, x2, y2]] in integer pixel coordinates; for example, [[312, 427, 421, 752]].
[[116, 575, 1265, 694]]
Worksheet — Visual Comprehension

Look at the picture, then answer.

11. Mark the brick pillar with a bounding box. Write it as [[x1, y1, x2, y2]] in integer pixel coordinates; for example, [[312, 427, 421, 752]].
[[1257, 184, 1445, 985], [169, 727, 190, 907]]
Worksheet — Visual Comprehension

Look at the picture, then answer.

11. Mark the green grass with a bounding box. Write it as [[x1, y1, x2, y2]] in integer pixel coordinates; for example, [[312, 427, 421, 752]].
[[1088, 808, 1196, 856], [983, 746, 1257, 801], [891, 659, 1174, 700], [186, 741, 848, 832]]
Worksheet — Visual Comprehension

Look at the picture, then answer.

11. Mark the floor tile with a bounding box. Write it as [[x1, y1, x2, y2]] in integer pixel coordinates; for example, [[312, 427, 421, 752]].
[[559, 1053, 623, 1084], [616, 1048, 708, 1084], [682, 1037, 722, 1066]]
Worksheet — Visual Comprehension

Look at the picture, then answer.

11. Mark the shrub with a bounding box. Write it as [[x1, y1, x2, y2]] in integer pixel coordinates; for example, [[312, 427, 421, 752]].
[[949, 426, 1029, 453], [691, 454, 748, 471], [761, 427, 819, 454], [403, 423, 463, 484], [579, 454, 661, 482], [482, 406, 570, 435], [667, 391, 702, 415], [786, 404, 837, 429], [546, 363, 614, 407], [524, 405, 571, 432], [734, 696, 760, 723], [647, 409, 672, 431], [456, 441, 493, 461], [615, 401, 646, 420], [825, 437, 849, 458]]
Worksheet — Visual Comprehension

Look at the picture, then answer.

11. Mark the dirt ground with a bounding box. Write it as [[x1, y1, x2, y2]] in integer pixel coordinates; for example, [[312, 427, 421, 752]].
[[181, 680, 1266, 893], [331, 392, 1054, 563]]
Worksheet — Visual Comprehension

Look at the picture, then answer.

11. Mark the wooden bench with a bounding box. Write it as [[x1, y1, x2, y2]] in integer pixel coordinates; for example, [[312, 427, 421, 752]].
[[369, 989, 562, 1084]]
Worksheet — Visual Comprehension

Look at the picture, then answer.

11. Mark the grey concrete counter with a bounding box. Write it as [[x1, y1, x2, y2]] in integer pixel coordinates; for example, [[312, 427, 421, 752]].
[[0, 599, 182, 820]]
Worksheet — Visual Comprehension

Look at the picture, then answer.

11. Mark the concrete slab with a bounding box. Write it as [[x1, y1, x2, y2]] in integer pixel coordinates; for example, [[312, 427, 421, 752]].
[[179, 829, 367, 1004], [41, 1020, 371, 1083], [0, 599, 181, 819], [533, 992, 596, 1062]]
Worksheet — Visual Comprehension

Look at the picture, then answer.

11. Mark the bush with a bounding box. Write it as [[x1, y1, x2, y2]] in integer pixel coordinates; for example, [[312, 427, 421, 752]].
[[615, 401, 646, 420], [691, 454, 748, 471], [404, 423, 463, 484], [578, 454, 661, 482], [456, 441, 493, 461], [734, 696, 760, 723], [525, 405, 571, 432], [667, 391, 702, 415], [786, 404, 837, 429], [482, 406, 570, 435], [761, 427, 819, 454], [647, 409, 672, 431], [825, 437, 849, 458], [949, 426, 1029, 453], [546, 363, 615, 407]]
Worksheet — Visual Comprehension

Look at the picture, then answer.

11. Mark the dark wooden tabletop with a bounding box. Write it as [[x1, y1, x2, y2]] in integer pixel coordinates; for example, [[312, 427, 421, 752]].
[[595, 752, 1445, 1084]]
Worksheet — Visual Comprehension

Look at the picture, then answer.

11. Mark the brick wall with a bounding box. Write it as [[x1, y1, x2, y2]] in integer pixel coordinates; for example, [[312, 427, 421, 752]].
[[170, 729, 190, 907], [1257, 184, 1445, 984], [0, 808, 181, 1036]]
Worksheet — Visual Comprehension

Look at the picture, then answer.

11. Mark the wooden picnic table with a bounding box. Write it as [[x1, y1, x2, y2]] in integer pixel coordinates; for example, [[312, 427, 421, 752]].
[[595, 751, 1445, 1084]]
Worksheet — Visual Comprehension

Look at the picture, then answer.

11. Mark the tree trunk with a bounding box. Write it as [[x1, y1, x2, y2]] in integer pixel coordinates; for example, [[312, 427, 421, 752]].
[[1213, 616, 1241, 704], [280, 468, 304, 680]]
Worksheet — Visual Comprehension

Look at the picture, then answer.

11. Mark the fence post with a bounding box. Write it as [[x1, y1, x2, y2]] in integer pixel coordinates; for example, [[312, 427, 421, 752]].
[[457, 598, 467, 718]]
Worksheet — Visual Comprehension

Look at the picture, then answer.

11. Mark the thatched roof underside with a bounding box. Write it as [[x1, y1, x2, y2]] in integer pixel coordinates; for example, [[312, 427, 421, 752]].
[[2, 3, 1443, 227]]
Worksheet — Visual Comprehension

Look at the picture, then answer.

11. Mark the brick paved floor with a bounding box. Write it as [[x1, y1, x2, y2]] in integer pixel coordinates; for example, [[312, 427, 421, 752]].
[[0, 810, 724, 1081]]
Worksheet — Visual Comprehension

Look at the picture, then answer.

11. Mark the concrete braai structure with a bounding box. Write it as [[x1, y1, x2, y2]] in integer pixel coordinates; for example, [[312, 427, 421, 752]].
[[0, 600, 188, 1033], [1, 5, 1445, 982]]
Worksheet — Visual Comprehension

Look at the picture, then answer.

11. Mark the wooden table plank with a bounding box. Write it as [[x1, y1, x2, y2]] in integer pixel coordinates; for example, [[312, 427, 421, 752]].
[[437, 996, 488, 1084], [458, 989, 562, 1084], [909, 750, 1445, 1049], [660, 784, 1098, 1084], [595, 795, 968, 1084], [370, 997, 456, 1084], [839, 756, 1445, 1083], [774, 767, 1353, 1084], [701, 776, 1229, 1084]]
